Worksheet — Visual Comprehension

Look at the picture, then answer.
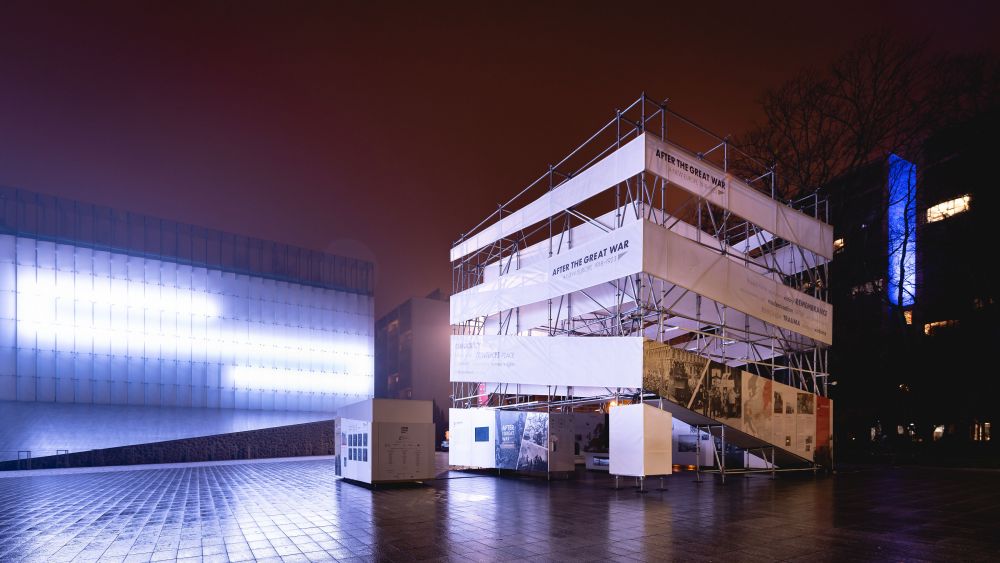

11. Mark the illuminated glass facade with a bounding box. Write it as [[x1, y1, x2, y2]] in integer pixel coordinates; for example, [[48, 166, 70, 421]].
[[0, 188, 374, 413]]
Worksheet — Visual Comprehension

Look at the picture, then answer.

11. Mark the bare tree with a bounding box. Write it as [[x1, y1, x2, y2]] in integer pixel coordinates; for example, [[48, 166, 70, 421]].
[[735, 35, 999, 199], [733, 35, 935, 199], [734, 35, 998, 324], [735, 36, 1000, 444]]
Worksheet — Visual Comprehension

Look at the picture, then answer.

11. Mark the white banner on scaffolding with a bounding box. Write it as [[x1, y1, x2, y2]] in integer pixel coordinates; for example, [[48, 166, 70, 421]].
[[450, 334, 644, 388], [450, 218, 644, 324], [451, 218, 832, 344], [642, 221, 833, 344], [644, 135, 834, 260], [450, 135, 646, 262]]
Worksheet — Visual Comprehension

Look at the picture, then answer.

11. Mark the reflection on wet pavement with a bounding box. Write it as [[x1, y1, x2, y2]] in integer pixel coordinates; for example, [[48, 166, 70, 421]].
[[0, 455, 998, 562]]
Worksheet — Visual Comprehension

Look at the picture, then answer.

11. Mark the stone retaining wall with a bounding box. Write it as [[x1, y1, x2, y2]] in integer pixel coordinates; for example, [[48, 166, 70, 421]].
[[0, 419, 335, 471]]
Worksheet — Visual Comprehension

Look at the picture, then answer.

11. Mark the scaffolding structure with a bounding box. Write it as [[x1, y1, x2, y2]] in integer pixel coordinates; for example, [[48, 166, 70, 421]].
[[450, 94, 832, 420]]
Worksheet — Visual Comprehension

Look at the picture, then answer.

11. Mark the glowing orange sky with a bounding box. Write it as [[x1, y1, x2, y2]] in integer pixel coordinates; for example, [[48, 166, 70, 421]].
[[1, 1, 996, 316]]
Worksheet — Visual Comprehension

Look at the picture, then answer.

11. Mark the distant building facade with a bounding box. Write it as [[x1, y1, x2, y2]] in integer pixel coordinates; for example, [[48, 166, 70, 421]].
[[0, 187, 375, 414], [824, 109, 998, 450], [374, 290, 450, 445]]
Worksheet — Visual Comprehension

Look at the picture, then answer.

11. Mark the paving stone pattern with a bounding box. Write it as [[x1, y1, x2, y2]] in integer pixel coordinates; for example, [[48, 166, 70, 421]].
[[0, 458, 998, 562]]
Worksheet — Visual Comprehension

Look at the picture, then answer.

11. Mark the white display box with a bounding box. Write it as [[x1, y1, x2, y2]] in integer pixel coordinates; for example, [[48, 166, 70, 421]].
[[338, 398, 435, 485], [609, 403, 672, 477]]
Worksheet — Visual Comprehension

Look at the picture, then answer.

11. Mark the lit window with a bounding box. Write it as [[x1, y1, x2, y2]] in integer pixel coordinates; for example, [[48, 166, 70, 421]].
[[851, 278, 884, 297], [903, 310, 913, 325], [923, 319, 958, 335], [926, 195, 971, 223], [834, 238, 845, 252]]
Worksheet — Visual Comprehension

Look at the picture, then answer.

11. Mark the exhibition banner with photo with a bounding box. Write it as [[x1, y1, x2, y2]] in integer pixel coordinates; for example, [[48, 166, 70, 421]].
[[643, 342, 830, 461], [796, 392, 816, 457], [548, 414, 576, 472], [450, 334, 644, 388], [450, 409, 578, 471], [495, 411, 549, 471], [772, 384, 798, 451], [742, 374, 773, 440]]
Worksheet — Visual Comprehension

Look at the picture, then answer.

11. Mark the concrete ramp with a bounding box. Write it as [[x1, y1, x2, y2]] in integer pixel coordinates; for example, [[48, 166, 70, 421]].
[[654, 398, 815, 469], [644, 342, 833, 470]]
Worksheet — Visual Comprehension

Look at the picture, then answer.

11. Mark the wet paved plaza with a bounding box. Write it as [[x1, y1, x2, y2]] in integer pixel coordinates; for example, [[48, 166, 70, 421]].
[[0, 456, 998, 562]]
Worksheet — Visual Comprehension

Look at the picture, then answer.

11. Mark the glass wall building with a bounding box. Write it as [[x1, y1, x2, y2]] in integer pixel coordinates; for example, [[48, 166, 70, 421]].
[[0, 187, 375, 413]]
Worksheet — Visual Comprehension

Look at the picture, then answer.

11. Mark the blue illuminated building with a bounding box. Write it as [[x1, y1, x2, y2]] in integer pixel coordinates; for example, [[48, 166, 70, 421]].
[[886, 154, 916, 307], [824, 109, 998, 451]]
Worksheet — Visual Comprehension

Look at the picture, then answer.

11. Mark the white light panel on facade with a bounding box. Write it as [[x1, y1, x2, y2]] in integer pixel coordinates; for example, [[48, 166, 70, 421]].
[[0, 235, 374, 412]]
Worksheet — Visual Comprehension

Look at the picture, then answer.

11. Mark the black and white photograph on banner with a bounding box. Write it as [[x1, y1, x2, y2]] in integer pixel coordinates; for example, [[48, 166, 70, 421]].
[[673, 357, 708, 412], [743, 374, 772, 439], [517, 413, 549, 471], [772, 386, 798, 451], [797, 393, 816, 415], [708, 367, 742, 422], [678, 434, 699, 453], [495, 411, 549, 471], [573, 412, 608, 455], [643, 342, 709, 412]]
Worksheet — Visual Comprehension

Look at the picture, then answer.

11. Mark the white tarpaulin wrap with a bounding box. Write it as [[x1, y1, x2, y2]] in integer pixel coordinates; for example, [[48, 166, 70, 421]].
[[451, 134, 831, 266], [448, 408, 498, 469], [642, 221, 832, 344], [452, 218, 832, 344], [450, 135, 646, 262], [609, 403, 673, 477], [450, 219, 643, 324], [450, 334, 644, 388], [644, 135, 833, 260]]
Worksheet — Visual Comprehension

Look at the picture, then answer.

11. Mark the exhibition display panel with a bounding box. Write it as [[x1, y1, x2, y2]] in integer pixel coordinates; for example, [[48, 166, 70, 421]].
[[449, 408, 575, 473], [337, 399, 435, 484], [448, 95, 835, 479]]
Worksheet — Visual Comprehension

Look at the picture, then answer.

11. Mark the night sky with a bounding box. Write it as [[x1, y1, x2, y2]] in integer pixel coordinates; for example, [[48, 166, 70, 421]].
[[1, 1, 997, 317]]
